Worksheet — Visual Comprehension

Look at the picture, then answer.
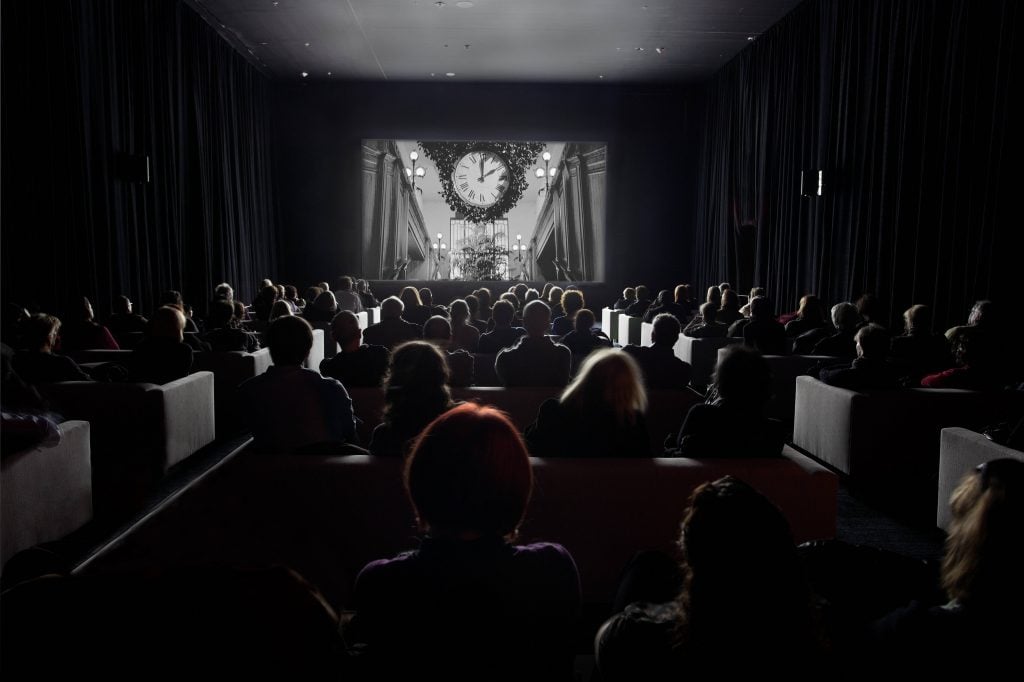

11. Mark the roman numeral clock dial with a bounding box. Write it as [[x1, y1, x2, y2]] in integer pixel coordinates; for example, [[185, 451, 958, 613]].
[[452, 151, 509, 208]]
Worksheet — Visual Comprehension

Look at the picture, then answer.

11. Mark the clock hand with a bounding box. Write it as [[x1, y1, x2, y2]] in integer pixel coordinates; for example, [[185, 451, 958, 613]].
[[479, 157, 486, 182], [483, 167, 499, 179]]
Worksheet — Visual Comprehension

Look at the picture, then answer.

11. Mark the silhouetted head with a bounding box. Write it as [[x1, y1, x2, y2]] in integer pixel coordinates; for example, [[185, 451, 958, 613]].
[[312, 291, 337, 315], [652, 313, 681, 347], [331, 310, 361, 348], [968, 300, 994, 328], [635, 285, 650, 302], [423, 315, 453, 344], [712, 346, 772, 409], [574, 309, 596, 334], [525, 288, 540, 303], [720, 290, 739, 313], [150, 306, 186, 343], [213, 283, 234, 302], [699, 302, 718, 323], [797, 295, 825, 323], [207, 300, 235, 329], [523, 300, 552, 338], [337, 276, 354, 292], [706, 287, 721, 307], [902, 304, 932, 335], [561, 348, 647, 425], [400, 287, 422, 309], [561, 290, 584, 316], [831, 302, 860, 332], [24, 314, 60, 352], [855, 324, 889, 360], [449, 300, 470, 325], [265, 316, 313, 366], [674, 285, 689, 303], [622, 287, 636, 302], [749, 296, 774, 320], [269, 300, 293, 321], [491, 300, 515, 328], [380, 296, 404, 320], [548, 286, 564, 307], [418, 288, 433, 306], [113, 296, 133, 316]]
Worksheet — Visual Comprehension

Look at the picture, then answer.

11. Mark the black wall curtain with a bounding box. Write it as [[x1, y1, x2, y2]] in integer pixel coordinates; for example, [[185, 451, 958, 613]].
[[692, 0, 1021, 330], [1, 0, 277, 317]]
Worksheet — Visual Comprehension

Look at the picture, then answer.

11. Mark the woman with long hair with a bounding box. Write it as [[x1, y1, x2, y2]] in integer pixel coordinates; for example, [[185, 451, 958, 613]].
[[524, 348, 650, 458]]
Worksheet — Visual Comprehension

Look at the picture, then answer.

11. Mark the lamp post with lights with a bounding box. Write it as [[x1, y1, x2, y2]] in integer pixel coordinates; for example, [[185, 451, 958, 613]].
[[405, 150, 426, 194], [430, 232, 447, 280], [535, 151, 557, 195], [511, 233, 532, 280]]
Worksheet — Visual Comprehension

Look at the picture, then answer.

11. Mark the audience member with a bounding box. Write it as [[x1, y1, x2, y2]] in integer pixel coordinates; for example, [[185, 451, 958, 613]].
[[418, 287, 447, 319], [203, 300, 259, 352], [495, 301, 571, 387], [596, 476, 822, 680], [811, 302, 861, 357], [920, 332, 1003, 390], [449, 299, 480, 352], [889, 304, 951, 379], [945, 299, 996, 347], [551, 290, 585, 336], [158, 290, 200, 333], [478, 300, 527, 354], [540, 282, 553, 302], [738, 287, 765, 317], [705, 285, 722, 310], [871, 459, 1024, 679], [59, 296, 120, 351], [239, 316, 357, 454], [560, 309, 612, 357], [716, 290, 743, 326], [785, 295, 829, 338], [304, 286, 324, 310], [423, 315, 474, 387], [740, 296, 788, 355], [302, 290, 339, 324], [525, 288, 541, 304], [856, 292, 884, 328], [644, 288, 688, 324], [399, 286, 432, 327], [213, 282, 234, 302], [252, 285, 280, 322], [269, 300, 293, 321], [283, 285, 303, 312], [669, 346, 784, 458], [475, 287, 493, 321], [356, 279, 379, 309], [130, 306, 193, 385], [613, 287, 636, 311], [333, 276, 364, 313], [624, 285, 652, 317], [12, 314, 93, 383], [369, 341, 456, 457], [819, 324, 903, 390], [319, 311, 390, 388], [547, 286, 565, 318], [349, 403, 580, 680], [682, 303, 728, 338], [677, 284, 697, 318], [625, 313, 692, 390], [362, 296, 422, 350], [524, 348, 650, 459], [1, 352, 61, 456], [106, 295, 148, 339], [464, 294, 488, 334]]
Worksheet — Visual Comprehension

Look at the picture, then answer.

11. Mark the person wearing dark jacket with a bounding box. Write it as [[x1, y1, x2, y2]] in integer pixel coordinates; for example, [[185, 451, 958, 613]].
[[819, 324, 903, 390], [203, 300, 260, 353], [740, 297, 788, 356], [478, 300, 527, 354], [319, 311, 390, 388], [12, 314, 93, 384], [889, 304, 951, 379], [624, 286, 652, 318], [624, 314, 692, 390], [560, 309, 612, 358], [130, 306, 194, 385], [362, 297, 422, 350], [811, 302, 861, 358]]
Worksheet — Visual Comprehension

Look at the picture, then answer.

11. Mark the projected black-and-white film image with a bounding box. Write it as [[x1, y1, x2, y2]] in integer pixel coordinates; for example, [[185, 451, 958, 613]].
[[361, 140, 607, 282]]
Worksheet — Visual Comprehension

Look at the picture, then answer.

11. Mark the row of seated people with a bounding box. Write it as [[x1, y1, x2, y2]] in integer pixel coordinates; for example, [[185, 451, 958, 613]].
[[3, 402, 1018, 680]]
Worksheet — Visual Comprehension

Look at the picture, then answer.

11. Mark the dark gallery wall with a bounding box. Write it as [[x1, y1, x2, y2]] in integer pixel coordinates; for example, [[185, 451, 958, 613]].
[[271, 80, 701, 292], [692, 0, 1022, 330], [1, 0, 277, 316]]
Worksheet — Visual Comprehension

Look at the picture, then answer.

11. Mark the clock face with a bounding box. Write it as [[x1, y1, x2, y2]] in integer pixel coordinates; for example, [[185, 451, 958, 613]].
[[452, 151, 509, 208]]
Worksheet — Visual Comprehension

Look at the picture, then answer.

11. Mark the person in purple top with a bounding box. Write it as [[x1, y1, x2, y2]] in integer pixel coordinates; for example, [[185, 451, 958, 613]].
[[347, 402, 581, 681]]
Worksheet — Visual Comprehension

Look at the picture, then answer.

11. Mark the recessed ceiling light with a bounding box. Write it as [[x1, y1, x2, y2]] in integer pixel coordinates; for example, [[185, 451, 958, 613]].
[[301, 71, 308, 78], [445, 72, 456, 77], [456, 1, 474, 7]]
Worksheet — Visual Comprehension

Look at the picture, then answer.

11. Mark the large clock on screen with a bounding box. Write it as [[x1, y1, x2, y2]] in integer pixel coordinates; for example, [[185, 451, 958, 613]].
[[452, 151, 509, 208]]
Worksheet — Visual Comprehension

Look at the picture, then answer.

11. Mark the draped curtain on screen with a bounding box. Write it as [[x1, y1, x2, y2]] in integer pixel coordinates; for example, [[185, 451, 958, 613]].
[[1, 0, 276, 316], [692, 0, 1021, 329]]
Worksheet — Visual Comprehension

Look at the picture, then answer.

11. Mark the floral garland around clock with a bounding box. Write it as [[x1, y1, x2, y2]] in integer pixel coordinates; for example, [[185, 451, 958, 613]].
[[419, 141, 546, 223]]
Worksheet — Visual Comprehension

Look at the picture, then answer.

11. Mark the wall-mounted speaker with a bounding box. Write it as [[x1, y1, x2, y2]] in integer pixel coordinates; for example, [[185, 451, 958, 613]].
[[800, 169, 824, 197]]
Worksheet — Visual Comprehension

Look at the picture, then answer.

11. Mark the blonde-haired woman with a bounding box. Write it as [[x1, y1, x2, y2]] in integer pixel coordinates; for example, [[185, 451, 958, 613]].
[[524, 348, 650, 457]]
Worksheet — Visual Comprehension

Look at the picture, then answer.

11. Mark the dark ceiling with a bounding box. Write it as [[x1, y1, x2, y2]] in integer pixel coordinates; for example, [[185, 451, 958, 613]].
[[188, 0, 802, 82]]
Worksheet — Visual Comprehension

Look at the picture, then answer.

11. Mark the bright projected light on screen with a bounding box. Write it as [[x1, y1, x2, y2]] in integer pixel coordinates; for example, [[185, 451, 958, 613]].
[[361, 140, 607, 282]]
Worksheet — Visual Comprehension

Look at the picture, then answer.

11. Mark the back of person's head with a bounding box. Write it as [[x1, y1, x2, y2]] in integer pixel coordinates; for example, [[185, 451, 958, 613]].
[[232, 301, 246, 321], [902, 304, 932, 334], [655, 290, 670, 305], [113, 295, 132, 316], [720, 289, 739, 312], [749, 296, 774, 320], [968, 300, 994, 327], [622, 286, 636, 301], [541, 283, 553, 299], [270, 300, 293, 321], [265, 316, 313, 366], [855, 293, 879, 321], [499, 291, 520, 310], [418, 288, 433, 306], [674, 285, 687, 303], [316, 281, 330, 292], [706, 286, 721, 307], [258, 285, 279, 304], [284, 285, 298, 300], [214, 283, 234, 301], [71, 296, 95, 322], [952, 330, 993, 370], [719, 282, 732, 293], [380, 296, 404, 320], [699, 302, 717, 323], [313, 291, 337, 314], [384, 342, 452, 428], [855, 324, 889, 359], [750, 287, 766, 300], [465, 294, 481, 317], [24, 314, 60, 351], [513, 283, 529, 305], [207, 299, 235, 328], [159, 290, 185, 310], [798, 295, 825, 322], [561, 290, 584, 316], [525, 288, 540, 303], [275, 284, 286, 299], [337, 276, 354, 292], [942, 458, 1024, 609], [548, 286, 564, 305], [423, 315, 452, 343], [475, 288, 492, 307], [150, 306, 186, 342], [491, 300, 515, 328], [305, 286, 323, 304], [635, 285, 649, 302], [331, 311, 361, 347], [831, 302, 860, 332], [713, 346, 772, 408], [560, 348, 647, 424], [405, 403, 532, 539], [678, 476, 807, 637], [260, 278, 274, 290], [652, 313, 681, 346], [400, 286, 422, 308], [574, 309, 596, 334], [449, 299, 470, 325], [522, 300, 551, 337]]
